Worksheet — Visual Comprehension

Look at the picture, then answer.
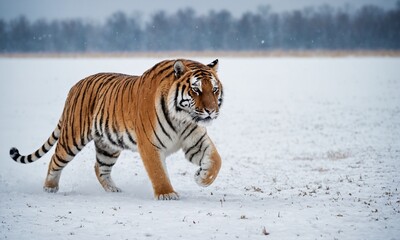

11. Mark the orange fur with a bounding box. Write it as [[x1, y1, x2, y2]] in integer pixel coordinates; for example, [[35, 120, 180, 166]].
[[10, 59, 223, 200]]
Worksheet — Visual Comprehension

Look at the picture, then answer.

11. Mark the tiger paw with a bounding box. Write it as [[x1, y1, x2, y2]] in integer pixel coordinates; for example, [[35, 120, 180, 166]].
[[194, 168, 216, 187], [43, 186, 59, 193], [104, 185, 122, 193], [155, 192, 180, 200]]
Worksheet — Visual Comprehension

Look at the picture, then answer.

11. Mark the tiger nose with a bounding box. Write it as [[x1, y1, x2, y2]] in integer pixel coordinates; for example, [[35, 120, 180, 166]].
[[204, 108, 214, 116]]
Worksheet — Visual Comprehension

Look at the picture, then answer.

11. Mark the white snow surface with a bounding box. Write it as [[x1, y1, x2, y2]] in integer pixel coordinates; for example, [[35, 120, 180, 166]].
[[0, 57, 399, 240]]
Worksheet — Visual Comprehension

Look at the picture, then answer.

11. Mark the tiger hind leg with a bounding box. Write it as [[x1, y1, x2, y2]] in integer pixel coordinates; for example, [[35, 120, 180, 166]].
[[44, 141, 84, 193], [94, 140, 122, 192], [44, 156, 63, 193]]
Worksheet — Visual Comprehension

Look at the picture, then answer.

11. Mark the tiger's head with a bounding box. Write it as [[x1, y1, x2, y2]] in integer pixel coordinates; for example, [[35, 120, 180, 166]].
[[168, 59, 223, 125]]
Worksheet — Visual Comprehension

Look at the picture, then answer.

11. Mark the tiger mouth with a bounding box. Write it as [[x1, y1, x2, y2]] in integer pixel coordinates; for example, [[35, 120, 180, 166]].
[[194, 116, 215, 123]]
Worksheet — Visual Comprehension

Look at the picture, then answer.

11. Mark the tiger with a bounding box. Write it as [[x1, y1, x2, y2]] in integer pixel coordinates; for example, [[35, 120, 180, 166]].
[[9, 59, 223, 200]]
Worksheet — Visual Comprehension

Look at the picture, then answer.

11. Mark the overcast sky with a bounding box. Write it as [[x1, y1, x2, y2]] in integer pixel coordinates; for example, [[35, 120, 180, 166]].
[[0, 0, 397, 22]]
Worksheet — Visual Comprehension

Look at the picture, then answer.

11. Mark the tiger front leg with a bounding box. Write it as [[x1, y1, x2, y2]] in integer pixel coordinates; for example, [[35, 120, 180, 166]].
[[138, 143, 179, 200], [182, 129, 222, 187], [193, 147, 221, 187]]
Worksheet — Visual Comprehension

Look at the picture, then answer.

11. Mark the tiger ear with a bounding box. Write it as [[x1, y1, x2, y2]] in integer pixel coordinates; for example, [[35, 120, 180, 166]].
[[207, 59, 219, 72], [174, 60, 186, 78]]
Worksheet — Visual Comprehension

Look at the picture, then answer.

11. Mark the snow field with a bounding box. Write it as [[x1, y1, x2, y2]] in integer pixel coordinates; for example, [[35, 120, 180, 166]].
[[0, 57, 399, 239]]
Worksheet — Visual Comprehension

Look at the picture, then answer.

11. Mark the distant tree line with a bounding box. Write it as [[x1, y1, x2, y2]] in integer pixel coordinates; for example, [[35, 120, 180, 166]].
[[1, 3, 400, 53]]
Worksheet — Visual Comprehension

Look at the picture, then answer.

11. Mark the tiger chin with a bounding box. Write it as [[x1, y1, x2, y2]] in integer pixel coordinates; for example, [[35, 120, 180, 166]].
[[9, 59, 223, 200]]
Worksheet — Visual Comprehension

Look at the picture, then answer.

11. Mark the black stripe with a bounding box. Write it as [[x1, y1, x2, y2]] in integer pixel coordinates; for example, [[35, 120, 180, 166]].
[[51, 166, 61, 172], [188, 139, 207, 162], [198, 146, 209, 166], [140, 120, 161, 150], [55, 155, 69, 165], [97, 158, 115, 167], [93, 75, 117, 139], [157, 62, 173, 76], [47, 138, 54, 147], [93, 75, 116, 106], [185, 133, 206, 155], [218, 89, 224, 107], [118, 135, 129, 149], [156, 112, 172, 141], [104, 127, 120, 148], [112, 81, 129, 149], [161, 97, 176, 132], [137, 74, 145, 88], [153, 127, 166, 149], [58, 141, 76, 157], [78, 80, 93, 147], [85, 77, 105, 141], [96, 147, 117, 158], [127, 75, 137, 100], [179, 85, 190, 107], [174, 83, 181, 112], [75, 144, 82, 151], [99, 171, 112, 178], [126, 131, 137, 145], [103, 100, 118, 147], [58, 158, 69, 165], [112, 120, 127, 149], [27, 154, 33, 163], [81, 73, 102, 144], [150, 60, 170, 74], [68, 82, 85, 153], [94, 109, 103, 138], [183, 126, 198, 141], [68, 84, 83, 151], [52, 131, 58, 140], [164, 70, 175, 78], [145, 107, 166, 149], [193, 69, 209, 79], [52, 158, 63, 169], [180, 124, 191, 136], [34, 150, 41, 159], [118, 79, 132, 148], [41, 144, 48, 153]]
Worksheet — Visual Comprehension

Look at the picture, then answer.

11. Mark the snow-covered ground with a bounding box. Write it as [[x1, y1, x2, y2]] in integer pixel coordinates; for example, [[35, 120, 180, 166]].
[[0, 57, 399, 240]]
